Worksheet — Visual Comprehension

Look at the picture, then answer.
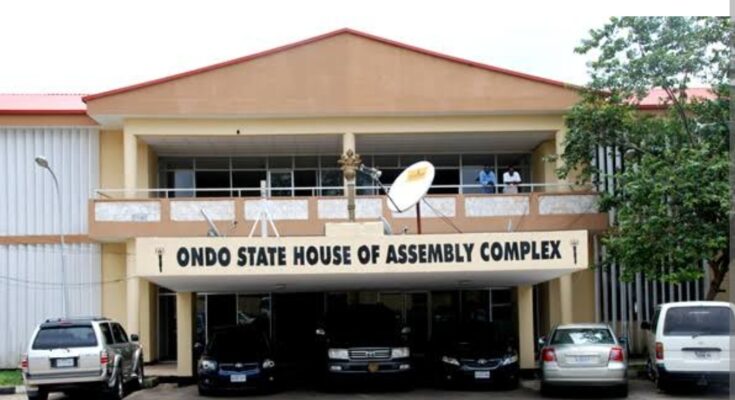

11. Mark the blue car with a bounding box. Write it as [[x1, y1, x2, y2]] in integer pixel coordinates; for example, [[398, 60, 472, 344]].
[[197, 325, 277, 395]]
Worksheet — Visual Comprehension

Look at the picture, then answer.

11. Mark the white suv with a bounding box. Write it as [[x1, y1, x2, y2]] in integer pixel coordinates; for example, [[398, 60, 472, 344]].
[[641, 301, 734, 392], [22, 317, 144, 400]]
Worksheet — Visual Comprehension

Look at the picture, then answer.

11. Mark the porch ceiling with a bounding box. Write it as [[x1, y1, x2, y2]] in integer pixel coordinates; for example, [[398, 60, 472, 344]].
[[141, 131, 554, 156]]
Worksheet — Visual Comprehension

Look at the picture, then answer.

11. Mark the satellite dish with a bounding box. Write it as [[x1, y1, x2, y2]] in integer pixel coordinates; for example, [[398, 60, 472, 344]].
[[387, 161, 435, 213]]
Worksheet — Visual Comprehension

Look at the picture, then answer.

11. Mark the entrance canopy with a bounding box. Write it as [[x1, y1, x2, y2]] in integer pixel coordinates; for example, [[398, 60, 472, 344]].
[[136, 230, 588, 292]]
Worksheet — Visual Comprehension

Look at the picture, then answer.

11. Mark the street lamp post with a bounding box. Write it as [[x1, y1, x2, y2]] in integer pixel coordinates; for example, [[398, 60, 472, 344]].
[[35, 156, 68, 318]]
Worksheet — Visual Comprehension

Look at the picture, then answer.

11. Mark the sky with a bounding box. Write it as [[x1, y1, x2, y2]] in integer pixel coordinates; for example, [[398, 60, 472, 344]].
[[0, 0, 728, 94]]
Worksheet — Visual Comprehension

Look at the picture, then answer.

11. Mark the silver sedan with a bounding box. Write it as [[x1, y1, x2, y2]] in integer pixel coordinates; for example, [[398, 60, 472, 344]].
[[539, 323, 628, 397]]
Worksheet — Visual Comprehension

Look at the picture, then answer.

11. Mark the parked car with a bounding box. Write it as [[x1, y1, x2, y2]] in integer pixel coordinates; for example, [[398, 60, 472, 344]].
[[315, 304, 413, 387], [22, 317, 144, 400], [430, 321, 519, 388], [539, 323, 628, 397], [196, 325, 277, 395], [641, 301, 734, 392]]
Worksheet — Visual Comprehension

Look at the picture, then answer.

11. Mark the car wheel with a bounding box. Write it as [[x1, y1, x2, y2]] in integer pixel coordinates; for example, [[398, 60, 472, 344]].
[[134, 362, 145, 390], [27, 388, 48, 400], [108, 370, 125, 400], [540, 382, 554, 397], [198, 385, 213, 396], [615, 383, 629, 398]]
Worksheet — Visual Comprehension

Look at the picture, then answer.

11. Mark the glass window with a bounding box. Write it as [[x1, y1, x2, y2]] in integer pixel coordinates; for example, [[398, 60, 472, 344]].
[[426, 154, 459, 167], [269, 171, 293, 197], [663, 306, 735, 336], [195, 157, 230, 169], [232, 171, 267, 197], [429, 169, 460, 194], [463, 154, 493, 166], [166, 170, 195, 198], [99, 323, 114, 345], [32, 325, 98, 349], [161, 158, 193, 169], [400, 155, 425, 166], [112, 323, 129, 343], [232, 157, 266, 169], [269, 156, 292, 169], [551, 328, 615, 345], [320, 155, 340, 169], [373, 155, 399, 168], [295, 156, 319, 168], [320, 170, 343, 196], [461, 290, 490, 324], [207, 295, 237, 334], [294, 170, 318, 197], [432, 291, 459, 328], [195, 171, 231, 197], [461, 166, 484, 194], [491, 289, 512, 305]]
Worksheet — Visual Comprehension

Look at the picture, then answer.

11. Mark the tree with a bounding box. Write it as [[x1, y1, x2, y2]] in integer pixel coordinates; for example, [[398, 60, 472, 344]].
[[558, 17, 731, 300]]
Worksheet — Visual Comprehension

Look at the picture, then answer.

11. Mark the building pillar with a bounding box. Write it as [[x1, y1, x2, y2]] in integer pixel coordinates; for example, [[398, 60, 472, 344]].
[[342, 132, 356, 186], [125, 240, 139, 336], [517, 285, 535, 370], [123, 131, 138, 198], [176, 292, 196, 377], [559, 275, 573, 324]]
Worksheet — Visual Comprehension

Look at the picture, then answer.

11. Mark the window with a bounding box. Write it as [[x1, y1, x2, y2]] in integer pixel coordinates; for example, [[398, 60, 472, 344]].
[[551, 328, 615, 345], [99, 323, 114, 345], [663, 306, 735, 336], [112, 323, 129, 343], [32, 325, 98, 349]]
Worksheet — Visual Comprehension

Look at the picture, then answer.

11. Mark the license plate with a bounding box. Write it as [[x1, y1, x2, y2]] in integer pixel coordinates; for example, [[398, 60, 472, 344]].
[[230, 374, 247, 383], [55, 358, 75, 368], [368, 362, 379, 373], [571, 355, 596, 363], [474, 371, 490, 379], [694, 351, 712, 359]]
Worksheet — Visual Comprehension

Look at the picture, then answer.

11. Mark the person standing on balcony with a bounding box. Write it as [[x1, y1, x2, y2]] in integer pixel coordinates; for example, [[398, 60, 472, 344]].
[[503, 165, 521, 194], [477, 165, 497, 194]]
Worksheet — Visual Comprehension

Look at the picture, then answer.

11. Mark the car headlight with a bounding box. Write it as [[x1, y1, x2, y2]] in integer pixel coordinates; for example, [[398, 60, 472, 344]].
[[441, 356, 460, 366], [262, 359, 275, 369], [501, 354, 519, 366], [199, 359, 217, 371], [328, 348, 349, 360], [391, 347, 410, 359]]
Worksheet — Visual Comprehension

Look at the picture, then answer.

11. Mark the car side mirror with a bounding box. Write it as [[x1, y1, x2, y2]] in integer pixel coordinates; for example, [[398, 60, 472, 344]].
[[640, 321, 651, 331], [130, 334, 139, 342], [315, 328, 326, 336], [401, 327, 412, 335]]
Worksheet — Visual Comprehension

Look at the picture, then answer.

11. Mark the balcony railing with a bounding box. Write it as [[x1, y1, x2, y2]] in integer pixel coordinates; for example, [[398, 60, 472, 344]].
[[92, 183, 594, 199], [88, 184, 606, 239]]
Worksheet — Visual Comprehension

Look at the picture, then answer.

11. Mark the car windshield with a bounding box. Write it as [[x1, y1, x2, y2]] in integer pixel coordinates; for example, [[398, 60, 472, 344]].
[[32, 325, 98, 350], [207, 327, 268, 361], [550, 328, 614, 345], [326, 305, 400, 343], [664, 306, 735, 336]]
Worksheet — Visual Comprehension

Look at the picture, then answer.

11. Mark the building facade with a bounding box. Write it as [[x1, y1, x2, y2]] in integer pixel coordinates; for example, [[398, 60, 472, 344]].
[[0, 29, 719, 371]]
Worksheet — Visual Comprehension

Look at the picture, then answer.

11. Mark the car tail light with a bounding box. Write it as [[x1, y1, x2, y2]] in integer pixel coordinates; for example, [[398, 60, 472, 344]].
[[20, 354, 28, 371], [655, 342, 664, 361], [100, 351, 109, 366], [609, 346, 625, 363], [541, 347, 556, 362]]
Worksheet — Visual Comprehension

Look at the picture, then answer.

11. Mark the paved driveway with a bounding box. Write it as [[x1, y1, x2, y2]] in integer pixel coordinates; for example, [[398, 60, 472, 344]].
[[10, 379, 729, 399]]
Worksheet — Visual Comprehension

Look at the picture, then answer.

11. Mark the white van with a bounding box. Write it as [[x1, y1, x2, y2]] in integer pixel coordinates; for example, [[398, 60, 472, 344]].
[[641, 301, 734, 392]]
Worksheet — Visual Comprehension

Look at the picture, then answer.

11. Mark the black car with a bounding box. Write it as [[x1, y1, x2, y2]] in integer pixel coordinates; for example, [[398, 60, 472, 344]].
[[197, 325, 277, 395], [430, 322, 519, 389], [315, 304, 413, 386]]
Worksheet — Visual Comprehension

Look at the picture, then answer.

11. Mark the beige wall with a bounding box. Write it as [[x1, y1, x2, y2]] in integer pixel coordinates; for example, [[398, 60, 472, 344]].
[[101, 243, 127, 325], [100, 130, 124, 190], [531, 139, 557, 191]]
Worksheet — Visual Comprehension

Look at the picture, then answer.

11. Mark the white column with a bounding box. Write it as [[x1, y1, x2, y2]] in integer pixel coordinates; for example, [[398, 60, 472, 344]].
[[176, 292, 196, 377], [125, 239, 139, 336], [517, 285, 535, 370]]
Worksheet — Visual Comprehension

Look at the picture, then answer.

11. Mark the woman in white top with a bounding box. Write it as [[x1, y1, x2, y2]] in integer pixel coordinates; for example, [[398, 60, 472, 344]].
[[502, 165, 521, 194]]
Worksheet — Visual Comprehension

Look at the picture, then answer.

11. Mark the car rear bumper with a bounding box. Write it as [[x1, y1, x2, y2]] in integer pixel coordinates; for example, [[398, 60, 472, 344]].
[[657, 366, 731, 385], [542, 363, 627, 386], [24, 369, 108, 388]]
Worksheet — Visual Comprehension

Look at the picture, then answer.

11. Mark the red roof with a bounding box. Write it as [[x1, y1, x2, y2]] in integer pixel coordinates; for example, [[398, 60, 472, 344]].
[[0, 94, 86, 115], [637, 88, 715, 110], [83, 28, 580, 103]]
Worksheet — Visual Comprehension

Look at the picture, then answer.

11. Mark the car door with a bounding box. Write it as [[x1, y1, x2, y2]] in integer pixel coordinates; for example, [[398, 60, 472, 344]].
[[111, 323, 134, 378]]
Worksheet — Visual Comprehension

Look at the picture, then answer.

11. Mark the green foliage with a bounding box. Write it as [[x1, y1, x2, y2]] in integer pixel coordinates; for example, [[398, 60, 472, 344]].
[[560, 17, 731, 293], [0, 369, 22, 387]]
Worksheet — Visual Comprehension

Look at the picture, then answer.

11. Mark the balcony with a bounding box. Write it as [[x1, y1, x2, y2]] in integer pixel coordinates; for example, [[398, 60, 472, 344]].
[[88, 184, 608, 240]]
